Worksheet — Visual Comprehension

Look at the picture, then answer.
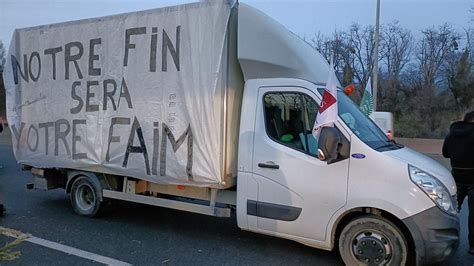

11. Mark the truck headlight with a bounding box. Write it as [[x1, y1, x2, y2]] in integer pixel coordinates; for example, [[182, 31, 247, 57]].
[[409, 165, 456, 215]]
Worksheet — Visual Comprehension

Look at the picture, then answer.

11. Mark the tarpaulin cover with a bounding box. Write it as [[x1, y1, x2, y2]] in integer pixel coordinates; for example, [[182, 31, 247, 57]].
[[3, 1, 235, 187]]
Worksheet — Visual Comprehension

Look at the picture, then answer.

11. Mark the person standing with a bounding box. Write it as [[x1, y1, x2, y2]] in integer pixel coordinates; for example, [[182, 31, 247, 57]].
[[0, 117, 3, 169], [0, 117, 3, 170], [443, 111, 474, 254], [0, 117, 4, 216]]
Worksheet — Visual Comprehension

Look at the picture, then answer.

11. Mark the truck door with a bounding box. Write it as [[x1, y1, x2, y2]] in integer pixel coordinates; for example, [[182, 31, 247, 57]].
[[250, 86, 349, 241]]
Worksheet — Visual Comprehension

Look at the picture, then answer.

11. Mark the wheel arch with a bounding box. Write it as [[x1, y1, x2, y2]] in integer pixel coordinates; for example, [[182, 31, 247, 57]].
[[331, 207, 416, 262]]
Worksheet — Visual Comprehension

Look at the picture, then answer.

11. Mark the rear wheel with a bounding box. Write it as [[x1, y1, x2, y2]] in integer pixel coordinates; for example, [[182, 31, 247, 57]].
[[70, 176, 101, 217], [338, 215, 408, 265]]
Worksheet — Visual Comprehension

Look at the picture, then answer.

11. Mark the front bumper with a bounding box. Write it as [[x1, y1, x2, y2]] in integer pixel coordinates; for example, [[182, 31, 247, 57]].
[[402, 206, 459, 264]]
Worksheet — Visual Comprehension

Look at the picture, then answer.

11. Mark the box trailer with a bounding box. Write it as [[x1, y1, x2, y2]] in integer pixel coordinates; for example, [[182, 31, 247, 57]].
[[4, 1, 459, 264]]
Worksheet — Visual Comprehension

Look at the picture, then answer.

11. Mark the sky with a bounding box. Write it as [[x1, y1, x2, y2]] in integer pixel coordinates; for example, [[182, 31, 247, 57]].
[[0, 0, 472, 48]]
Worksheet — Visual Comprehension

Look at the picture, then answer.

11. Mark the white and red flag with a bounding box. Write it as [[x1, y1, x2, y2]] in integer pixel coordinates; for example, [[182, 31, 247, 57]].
[[313, 58, 338, 139]]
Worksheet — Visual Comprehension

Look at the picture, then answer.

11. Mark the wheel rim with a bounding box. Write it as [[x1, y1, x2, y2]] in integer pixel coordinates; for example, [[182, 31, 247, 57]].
[[75, 182, 96, 212], [351, 230, 393, 265]]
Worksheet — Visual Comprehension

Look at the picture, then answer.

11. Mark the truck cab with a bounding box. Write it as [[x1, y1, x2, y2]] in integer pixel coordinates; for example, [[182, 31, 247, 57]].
[[236, 78, 458, 264], [235, 4, 459, 265]]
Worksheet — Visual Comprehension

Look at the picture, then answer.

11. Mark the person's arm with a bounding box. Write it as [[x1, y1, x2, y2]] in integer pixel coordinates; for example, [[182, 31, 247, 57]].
[[442, 134, 450, 158]]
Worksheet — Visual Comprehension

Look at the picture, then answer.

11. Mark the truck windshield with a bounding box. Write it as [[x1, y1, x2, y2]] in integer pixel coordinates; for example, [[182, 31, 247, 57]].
[[318, 88, 402, 151]]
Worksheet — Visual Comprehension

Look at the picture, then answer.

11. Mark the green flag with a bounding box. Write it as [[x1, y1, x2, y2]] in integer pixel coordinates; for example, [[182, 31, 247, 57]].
[[360, 77, 374, 116]]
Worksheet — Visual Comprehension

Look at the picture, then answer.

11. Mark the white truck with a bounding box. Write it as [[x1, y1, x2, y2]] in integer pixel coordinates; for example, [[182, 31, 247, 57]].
[[3, 1, 459, 264], [370, 111, 394, 135]]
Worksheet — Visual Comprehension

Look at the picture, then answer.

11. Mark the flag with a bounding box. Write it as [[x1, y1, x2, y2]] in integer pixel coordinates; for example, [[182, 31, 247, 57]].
[[360, 77, 374, 116], [313, 58, 338, 139]]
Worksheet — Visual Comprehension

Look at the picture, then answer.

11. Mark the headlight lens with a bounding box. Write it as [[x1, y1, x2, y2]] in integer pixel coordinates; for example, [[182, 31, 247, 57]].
[[409, 165, 457, 215]]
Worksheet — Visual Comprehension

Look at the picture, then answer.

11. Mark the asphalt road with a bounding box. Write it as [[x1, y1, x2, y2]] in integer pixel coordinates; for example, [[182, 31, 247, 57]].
[[0, 130, 473, 265]]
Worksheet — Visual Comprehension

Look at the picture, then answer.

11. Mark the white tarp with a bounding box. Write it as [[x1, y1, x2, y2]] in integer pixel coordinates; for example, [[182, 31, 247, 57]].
[[3, 1, 234, 187]]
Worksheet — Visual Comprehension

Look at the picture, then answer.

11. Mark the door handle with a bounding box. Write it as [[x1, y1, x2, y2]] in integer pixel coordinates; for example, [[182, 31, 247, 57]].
[[258, 162, 280, 169]]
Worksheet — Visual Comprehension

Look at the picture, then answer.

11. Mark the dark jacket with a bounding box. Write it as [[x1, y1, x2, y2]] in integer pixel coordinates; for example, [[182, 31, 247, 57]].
[[443, 121, 474, 184]]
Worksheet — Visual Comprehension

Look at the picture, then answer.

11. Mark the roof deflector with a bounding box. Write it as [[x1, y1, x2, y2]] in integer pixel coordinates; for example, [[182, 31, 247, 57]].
[[237, 3, 333, 85]]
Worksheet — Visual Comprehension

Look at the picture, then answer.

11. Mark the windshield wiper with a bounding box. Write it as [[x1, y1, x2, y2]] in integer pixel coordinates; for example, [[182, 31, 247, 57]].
[[388, 139, 404, 148], [375, 140, 403, 151]]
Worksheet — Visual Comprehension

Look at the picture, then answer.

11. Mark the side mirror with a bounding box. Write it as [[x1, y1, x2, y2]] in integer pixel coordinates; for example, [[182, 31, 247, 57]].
[[317, 127, 349, 163]]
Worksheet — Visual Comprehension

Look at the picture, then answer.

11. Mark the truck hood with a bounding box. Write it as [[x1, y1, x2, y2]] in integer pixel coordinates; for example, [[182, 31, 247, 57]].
[[385, 147, 456, 195]]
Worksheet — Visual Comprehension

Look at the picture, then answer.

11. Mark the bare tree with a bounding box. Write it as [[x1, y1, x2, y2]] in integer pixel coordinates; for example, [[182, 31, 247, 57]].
[[309, 30, 348, 75], [341, 62, 354, 86], [0, 40, 6, 73], [380, 21, 412, 81], [309, 24, 384, 97], [470, 6, 474, 22], [343, 23, 379, 96], [306, 21, 470, 138], [377, 22, 413, 112], [0, 40, 6, 119], [466, 28, 474, 66], [447, 47, 474, 113], [309, 31, 331, 61], [417, 24, 459, 88]]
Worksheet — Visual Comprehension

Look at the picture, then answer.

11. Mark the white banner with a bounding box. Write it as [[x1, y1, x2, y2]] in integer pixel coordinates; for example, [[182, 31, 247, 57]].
[[3, 1, 234, 187]]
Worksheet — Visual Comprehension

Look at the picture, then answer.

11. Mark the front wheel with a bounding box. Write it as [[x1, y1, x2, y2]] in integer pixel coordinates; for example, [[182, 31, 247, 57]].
[[70, 176, 101, 217], [338, 215, 408, 265]]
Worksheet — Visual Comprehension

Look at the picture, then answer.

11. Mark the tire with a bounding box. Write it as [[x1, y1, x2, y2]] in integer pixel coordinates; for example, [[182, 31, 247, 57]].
[[70, 176, 101, 217], [338, 215, 408, 265]]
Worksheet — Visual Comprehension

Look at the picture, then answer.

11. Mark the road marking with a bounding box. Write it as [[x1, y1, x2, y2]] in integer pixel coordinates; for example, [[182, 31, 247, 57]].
[[0, 226, 131, 266]]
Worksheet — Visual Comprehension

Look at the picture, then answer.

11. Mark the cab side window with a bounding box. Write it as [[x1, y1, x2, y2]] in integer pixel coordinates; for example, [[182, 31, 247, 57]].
[[263, 92, 319, 156]]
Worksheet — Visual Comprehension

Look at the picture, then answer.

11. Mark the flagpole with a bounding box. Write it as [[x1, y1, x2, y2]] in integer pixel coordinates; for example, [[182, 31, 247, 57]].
[[373, 0, 380, 111]]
